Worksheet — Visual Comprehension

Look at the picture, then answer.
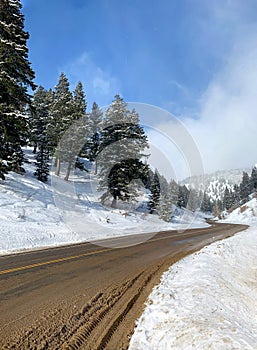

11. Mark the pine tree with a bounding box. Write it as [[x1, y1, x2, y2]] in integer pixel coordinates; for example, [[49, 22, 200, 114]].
[[177, 185, 189, 208], [212, 201, 221, 218], [0, 0, 36, 179], [48, 73, 73, 176], [34, 144, 49, 182], [157, 194, 173, 221], [155, 170, 169, 194], [240, 171, 250, 203], [223, 186, 233, 210], [62, 81, 88, 181], [107, 158, 149, 206], [30, 86, 51, 182], [169, 179, 179, 205], [148, 169, 161, 213], [231, 184, 240, 209], [200, 191, 212, 213], [98, 95, 149, 207], [187, 188, 199, 212], [250, 166, 257, 193], [86, 101, 103, 174]]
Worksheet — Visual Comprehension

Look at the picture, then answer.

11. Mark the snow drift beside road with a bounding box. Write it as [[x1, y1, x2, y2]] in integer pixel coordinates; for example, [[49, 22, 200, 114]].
[[129, 199, 257, 350], [221, 196, 257, 225], [129, 226, 257, 350]]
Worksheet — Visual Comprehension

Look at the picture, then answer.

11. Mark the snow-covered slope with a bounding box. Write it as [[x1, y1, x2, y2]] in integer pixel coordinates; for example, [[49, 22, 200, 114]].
[[181, 168, 250, 201], [221, 196, 257, 225], [0, 148, 208, 255], [129, 198, 257, 349]]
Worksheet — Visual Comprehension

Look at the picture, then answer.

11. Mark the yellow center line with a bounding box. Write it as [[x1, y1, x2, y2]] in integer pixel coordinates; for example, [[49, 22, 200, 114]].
[[0, 248, 109, 276], [0, 227, 216, 276]]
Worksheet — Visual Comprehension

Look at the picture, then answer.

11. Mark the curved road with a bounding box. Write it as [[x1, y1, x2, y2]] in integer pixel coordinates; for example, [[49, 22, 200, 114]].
[[0, 222, 248, 349]]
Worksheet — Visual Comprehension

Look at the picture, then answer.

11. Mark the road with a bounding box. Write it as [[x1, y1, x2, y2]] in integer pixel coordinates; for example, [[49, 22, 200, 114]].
[[0, 222, 248, 349]]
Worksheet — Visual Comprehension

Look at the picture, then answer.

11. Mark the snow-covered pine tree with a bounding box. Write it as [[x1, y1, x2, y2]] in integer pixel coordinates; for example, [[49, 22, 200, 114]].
[[230, 184, 240, 209], [155, 169, 169, 194], [169, 179, 179, 205], [47, 73, 73, 176], [30, 86, 51, 182], [86, 101, 103, 174], [157, 193, 173, 222], [62, 81, 88, 181], [223, 186, 233, 210], [250, 166, 257, 193], [200, 191, 212, 213], [212, 201, 221, 218], [34, 144, 49, 182], [177, 185, 189, 208], [98, 95, 149, 207], [148, 169, 161, 213], [240, 171, 250, 203], [187, 188, 200, 212], [0, 0, 36, 179]]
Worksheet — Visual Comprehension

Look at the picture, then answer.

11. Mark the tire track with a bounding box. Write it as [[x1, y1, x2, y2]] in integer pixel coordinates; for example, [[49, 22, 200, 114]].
[[0, 223, 248, 349]]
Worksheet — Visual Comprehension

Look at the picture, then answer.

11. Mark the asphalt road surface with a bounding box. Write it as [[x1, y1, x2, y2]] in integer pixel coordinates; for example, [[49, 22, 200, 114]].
[[0, 222, 248, 349]]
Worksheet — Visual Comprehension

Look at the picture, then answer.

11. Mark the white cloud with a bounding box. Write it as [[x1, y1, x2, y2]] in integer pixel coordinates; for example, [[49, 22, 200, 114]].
[[93, 77, 111, 95], [184, 35, 257, 174], [62, 52, 121, 108]]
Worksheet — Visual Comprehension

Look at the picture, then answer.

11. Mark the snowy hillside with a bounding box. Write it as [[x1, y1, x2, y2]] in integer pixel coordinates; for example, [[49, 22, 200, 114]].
[[129, 198, 257, 350], [181, 168, 250, 201], [221, 195, 257, 225], [0, 148, 208, 255]]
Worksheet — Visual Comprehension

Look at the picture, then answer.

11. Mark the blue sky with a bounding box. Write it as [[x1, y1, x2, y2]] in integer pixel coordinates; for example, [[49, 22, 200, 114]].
[[21, 0, 242, 112], [21, 0, 257, 174]]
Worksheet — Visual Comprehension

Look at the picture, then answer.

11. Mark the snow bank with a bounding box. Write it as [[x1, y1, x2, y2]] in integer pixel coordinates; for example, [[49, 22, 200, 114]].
[[129, 226, 257, 349], [222, 197, 257, 225], [129, 199, 257, 349]]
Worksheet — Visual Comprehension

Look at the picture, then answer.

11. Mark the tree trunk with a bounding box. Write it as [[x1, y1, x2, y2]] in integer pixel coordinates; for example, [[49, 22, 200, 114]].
[[55, 157, 61, 176], [94, 160, 98, 175], [33, 144, 37, 154], [64, 162, 72, 181], [111, 197, 117, 208]]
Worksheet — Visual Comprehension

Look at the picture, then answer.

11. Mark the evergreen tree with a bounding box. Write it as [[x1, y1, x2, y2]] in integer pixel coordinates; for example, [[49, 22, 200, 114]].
[[169, 179, 179, 205], [30, 86, 51, 182], [177, 185, 189, 208], [157, 193, 173, 222], [98, 95, 149, 207], [61, 81, 88, 181], [187, 188, 199, 212], [148, 169, 161, 213], [107, 158, 149, 206], [231, 184, 240, 209], [250, 166, 257, 193], [48, 73, 73, 176], [155, 170, 169, 194], [200, 191, 212, 213], [223, 186, 233, 210], [86, 101, 103, 174], [34, 144, 49, 182], [0, 0, 36, 179], [240, 171, 250, 203], [212, 201, 221, 218]]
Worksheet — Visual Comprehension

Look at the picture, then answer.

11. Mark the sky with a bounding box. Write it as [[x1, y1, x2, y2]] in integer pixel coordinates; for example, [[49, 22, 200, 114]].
[[21, 0, 257, 177]]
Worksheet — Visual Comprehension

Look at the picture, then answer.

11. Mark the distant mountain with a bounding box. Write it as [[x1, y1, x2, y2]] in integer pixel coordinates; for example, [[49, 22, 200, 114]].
[[180, 168, 251, 201]]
